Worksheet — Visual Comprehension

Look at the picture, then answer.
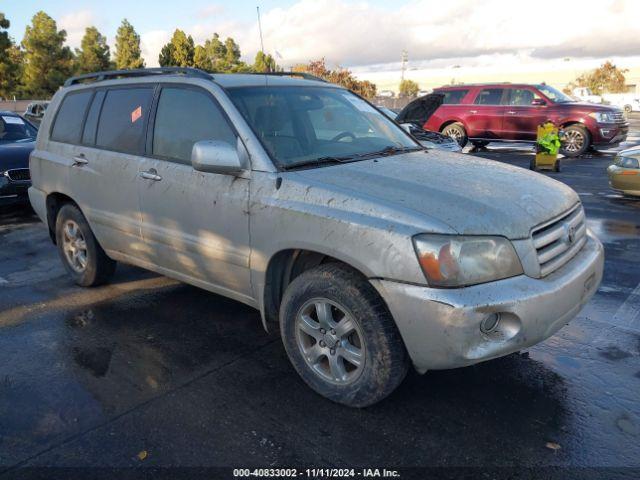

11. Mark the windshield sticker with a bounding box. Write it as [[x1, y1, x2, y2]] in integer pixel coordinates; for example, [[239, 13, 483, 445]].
[[2, 115, 25, 125], [131, 106, 142, 123], [342, 93, 377, 114]]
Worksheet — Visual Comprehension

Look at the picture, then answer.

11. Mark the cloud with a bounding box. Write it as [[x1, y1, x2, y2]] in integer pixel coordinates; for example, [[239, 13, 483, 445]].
[[58, 10, 96, 50], [140, 30, 172, 67], [198, 5, 226, 19], [189, 0, 640, 68]]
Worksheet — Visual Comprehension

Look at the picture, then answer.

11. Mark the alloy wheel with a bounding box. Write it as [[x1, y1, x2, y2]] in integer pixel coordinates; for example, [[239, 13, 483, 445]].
[[62, 220, 88, 273], [295, 298, 365, 385], [562, 129, 585, 153]]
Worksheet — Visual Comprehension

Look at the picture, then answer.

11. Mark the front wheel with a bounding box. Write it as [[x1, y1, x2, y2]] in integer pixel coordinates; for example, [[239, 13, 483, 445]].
[[441, 122, 468, 147], [560, 124, 590, 157], [279, 263, 409, 407], [55, 204, 116, 287]]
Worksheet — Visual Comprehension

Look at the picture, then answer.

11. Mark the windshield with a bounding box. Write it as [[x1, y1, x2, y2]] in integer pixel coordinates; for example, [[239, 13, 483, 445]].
[[0, 115, 37, 143], [536, 84, 574, 104], [228, 86, 419, 169]]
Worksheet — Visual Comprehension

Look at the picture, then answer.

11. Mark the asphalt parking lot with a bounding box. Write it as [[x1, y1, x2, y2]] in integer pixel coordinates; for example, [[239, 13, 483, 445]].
[[1, 118, 639, 478]]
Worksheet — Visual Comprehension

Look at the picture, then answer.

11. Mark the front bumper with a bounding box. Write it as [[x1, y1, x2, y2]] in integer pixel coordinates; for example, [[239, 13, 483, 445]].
[[592, 122, 629, 147], [0, 178, 31, 207], [372, 233, 604, 373]]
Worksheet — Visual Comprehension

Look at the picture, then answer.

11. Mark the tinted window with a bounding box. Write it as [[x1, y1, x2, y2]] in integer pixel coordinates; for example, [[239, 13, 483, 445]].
[[81, 90, 105, 145], [441, 90, 468, 104], [474, 89, 506, 105], [152, 87, 236, 163], [508, 88, 540, 106], [51, 91, 93, 143], [96, 87, 154, 154]]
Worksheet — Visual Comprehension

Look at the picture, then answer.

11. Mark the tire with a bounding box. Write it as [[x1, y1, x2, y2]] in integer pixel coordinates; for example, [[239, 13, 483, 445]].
[[279, 263, 409, 407], [624, 105, 632, 114], [529, 158, 536, 170], [553, 160, 561, 172], [55, 203, 116, 287], [560, 124, 590, 157], [441, 122, 468, 147]]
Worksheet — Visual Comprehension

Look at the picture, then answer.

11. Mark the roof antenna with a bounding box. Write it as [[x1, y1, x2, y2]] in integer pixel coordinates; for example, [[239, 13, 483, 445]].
[[256, 6, 270, 73]]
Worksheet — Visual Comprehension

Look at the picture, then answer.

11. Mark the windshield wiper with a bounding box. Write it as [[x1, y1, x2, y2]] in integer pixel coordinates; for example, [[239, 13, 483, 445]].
[[361, 145, 424, 158], [281, 155, 359, 171]]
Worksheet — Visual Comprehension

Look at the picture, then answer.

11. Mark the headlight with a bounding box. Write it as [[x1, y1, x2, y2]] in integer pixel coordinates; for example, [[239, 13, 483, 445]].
[[0, 172, 8, 188], [413, 234, 523, 287], [589, 111, 616, 123]]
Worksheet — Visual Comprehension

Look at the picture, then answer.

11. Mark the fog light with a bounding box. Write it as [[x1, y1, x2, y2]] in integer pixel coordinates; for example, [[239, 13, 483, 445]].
[[480, 313, 501, 334], [600, 128, 613, 138]]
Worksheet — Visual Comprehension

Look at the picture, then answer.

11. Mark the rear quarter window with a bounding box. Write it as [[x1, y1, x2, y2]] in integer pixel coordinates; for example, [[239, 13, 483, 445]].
[[50, 91, 93, 144], [96, 87, 154, 154], [440, 90, 469, 104]]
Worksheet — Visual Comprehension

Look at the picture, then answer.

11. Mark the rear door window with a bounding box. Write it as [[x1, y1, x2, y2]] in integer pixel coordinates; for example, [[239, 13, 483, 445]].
[[51, 91, 93, 144], [96, 87, 154, 154], [152, 87, 237, 164], [81, 90, 106, 145], [441, 90, 469, 104], [474, 88, 506, 105]]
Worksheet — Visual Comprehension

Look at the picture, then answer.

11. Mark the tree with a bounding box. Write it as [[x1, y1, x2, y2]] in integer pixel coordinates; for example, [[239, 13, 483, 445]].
[[399, 79, 419, 98], [568, 61, 628, 95], [114, 19, 144, 69], [21, 11, 74, 98], [193, 45, 211, 71], [158, 29, 194, 67], [0, 12, 21, 99], [253, 51, 278, 73], [75, 26, 110, 74], [293, 58, 377, 99]]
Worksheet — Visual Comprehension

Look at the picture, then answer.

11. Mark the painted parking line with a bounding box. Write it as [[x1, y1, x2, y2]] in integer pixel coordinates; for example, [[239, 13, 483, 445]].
[[612, 282, 640, 330]]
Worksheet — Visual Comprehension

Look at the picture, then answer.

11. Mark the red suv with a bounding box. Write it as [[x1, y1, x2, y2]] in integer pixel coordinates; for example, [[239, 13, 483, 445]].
[[423, 83, 629, 157]]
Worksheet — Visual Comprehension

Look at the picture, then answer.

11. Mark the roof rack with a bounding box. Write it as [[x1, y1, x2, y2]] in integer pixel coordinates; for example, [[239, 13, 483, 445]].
[[64, 67, 212, 87], [246, 71, 327, 83]]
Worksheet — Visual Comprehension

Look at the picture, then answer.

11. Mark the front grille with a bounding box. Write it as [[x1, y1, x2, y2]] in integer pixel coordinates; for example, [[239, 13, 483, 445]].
[[532, 205, 587, 277], [5, 168, 31, 182], [612, 111, 626, 123]]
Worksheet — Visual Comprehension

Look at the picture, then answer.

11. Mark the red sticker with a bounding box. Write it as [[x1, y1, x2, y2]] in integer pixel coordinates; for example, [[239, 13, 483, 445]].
[[131, 106, 142, 123]]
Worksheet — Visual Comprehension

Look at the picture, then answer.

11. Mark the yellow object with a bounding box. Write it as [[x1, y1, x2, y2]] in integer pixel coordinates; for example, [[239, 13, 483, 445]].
[[532, 122, 561, 172]]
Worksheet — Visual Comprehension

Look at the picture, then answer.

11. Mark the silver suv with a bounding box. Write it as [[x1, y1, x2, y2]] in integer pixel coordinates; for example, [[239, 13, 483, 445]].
[[29, 68, 604, 407]]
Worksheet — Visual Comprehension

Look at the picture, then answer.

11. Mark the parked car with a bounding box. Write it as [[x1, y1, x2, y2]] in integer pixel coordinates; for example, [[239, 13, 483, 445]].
[[607, 147, 640, 197], [29, 68, 604, 407], [602, 93, 640, 114], [377, 90, 395, 98], [377, 103, 461, 152], [0, 112, 37, 207], [23, 101, 49, 126], [424, 83, 629, 157]]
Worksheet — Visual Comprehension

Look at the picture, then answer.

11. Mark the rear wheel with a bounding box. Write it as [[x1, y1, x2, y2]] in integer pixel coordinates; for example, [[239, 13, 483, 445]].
[[441, 122, 468, 147], [55, 204, 116, 287], [560, 124, 590, 157], [279, 263, 409, 407]]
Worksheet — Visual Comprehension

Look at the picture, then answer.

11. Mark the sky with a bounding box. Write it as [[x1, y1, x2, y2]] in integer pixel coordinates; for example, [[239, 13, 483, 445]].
[[3, 0, 640, 89]]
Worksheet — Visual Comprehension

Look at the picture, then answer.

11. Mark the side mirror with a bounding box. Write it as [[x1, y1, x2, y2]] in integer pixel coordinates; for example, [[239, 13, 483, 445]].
[[191, 140, 246, 175], [531, 98, 546, 106]]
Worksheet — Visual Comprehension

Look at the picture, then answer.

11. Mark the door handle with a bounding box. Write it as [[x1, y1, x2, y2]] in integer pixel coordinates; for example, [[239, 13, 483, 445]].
[[140, 169, 162, 181], [507, 111, 517, 115], [469, 110, 477, 114], [72, 154, 88, 166]]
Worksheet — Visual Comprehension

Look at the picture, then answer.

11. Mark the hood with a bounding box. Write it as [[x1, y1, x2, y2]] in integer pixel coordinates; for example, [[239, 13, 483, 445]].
[[293, 150, 579, 239], [0, 140, 35, 172], [560, 101, 621, 112], [396, 93, 444, 125]]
